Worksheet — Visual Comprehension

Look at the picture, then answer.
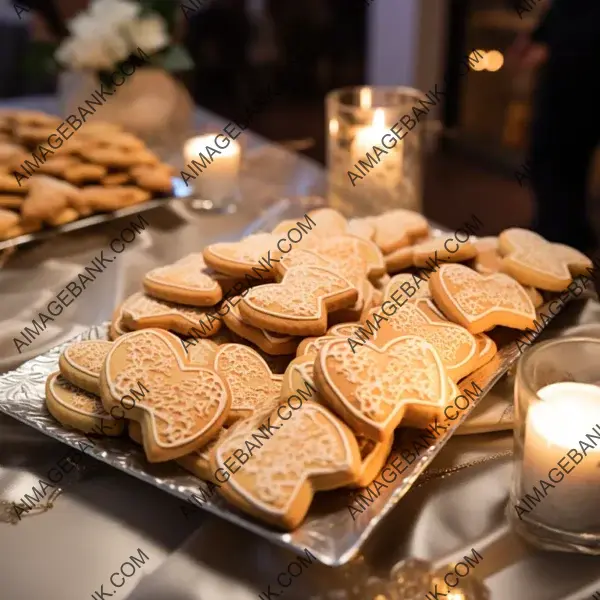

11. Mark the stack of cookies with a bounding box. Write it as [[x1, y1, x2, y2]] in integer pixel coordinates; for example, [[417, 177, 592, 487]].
[[45, 207, 593, 530], [0, 109, 174, 241]]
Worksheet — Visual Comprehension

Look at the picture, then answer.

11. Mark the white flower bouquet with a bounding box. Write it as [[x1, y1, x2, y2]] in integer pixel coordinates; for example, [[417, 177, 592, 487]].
[[27, 0, 192, 78]]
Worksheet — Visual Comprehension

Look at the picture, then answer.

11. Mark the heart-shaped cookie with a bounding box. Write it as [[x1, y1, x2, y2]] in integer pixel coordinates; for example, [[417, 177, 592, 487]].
[[383, 272, 431, 301], [213, 343, 283, 422], [222, 296, 300, 355], [239, 265, 358, 335], [366, 209, 429, 254], [282, 354, 392, 489], [430, 264, 536, 334], [499, 228, 593, 291], [209, 401, 361, 529], [357, 301, 480, 381], [46, 372, 124, 436], [412, 236, 477, 267], [181, 337, 220, 367], [143, 253, 223, 307], [203, 233, 280, 278], [314, 336, 450, 441], [413, 298, 498, 368], [100, 329, 230, 462], [121, 292, 221, 337], [59, 340, 113, 395]]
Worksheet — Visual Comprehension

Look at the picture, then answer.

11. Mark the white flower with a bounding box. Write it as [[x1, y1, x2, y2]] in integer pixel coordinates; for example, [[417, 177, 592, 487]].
[[125, 14, 169, 55], [89, 0, 141, 28]]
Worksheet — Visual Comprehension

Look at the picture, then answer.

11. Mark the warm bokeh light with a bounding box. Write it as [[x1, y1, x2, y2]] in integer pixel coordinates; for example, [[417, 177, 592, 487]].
[[469, 49, 488, 71], [486, 50, 504, 72], [359, 87, 372, 109], [329, 118, 339, 135]]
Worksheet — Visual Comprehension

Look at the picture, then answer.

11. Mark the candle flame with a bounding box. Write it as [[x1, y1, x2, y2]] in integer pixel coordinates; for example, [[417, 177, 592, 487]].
[[329, 119, 339, 135], [360, 88, 372, 109]]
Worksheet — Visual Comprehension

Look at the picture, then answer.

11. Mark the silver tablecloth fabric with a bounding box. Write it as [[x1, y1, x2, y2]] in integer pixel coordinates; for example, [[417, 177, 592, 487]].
[[1, 98, 600, 600]]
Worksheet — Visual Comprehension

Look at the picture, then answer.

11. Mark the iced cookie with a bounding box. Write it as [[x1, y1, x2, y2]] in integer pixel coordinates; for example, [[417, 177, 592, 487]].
[[239, 265, 358, 336], [143, 253, 223, 307], [213, 343, 283, 423], [59, 340, 113, 395], [314, 336, 451, 441], [384, 246, 414, 273], [383, 272, 431, 301], [176, 426, 229, 483], [0, 208, 20, 240], [46, 372, 124, 436], [499, 228, 593, 291], [121, 292, 221, 337], [356, 301, 481, 381], [348, 217, 375, 240], [282, 354, 392, 488], [412, 237, 477, 267], [63, 163, 107, 185], [429, 264, 536, 334], [181, 337, 219, 367], [99, 328, 230, 462], [210, 401, 361, 529], [221, 297, 300, 355], [109, 303, 131, 340], [473, 236, 502, 275], [21, 175, 84, 221], [367, 209, 429, 254], [203, 233, 280, 279]]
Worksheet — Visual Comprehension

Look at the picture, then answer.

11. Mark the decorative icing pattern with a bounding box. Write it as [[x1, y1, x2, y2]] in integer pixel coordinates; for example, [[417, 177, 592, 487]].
[[105, 330, 228, 448], [145, 253, 219, 292], [214, 344, 282, 414], [384, 273, 430, 301], [215, 402, 355, 514], [501, 228, 591, 279], [208, 233, 278, 264], [328, 323, 363, 338], [322, 337, 447, 428], [122, 292, 217, 326], [439, 264, 535, 321], [63, 340, 112, 377], [374, 302, 478, 374], [243, 265, 355, 320], [184, 339, 219, 367], [50, 372, 112, 418], [367, 209, 428, 251]]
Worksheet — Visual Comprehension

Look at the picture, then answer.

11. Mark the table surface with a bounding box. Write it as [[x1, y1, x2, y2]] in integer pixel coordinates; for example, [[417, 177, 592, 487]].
[[1, 98, 600, 600]]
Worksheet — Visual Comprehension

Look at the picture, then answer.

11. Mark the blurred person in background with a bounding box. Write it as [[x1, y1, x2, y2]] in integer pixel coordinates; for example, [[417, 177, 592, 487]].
[[509, 0, 600, 255]]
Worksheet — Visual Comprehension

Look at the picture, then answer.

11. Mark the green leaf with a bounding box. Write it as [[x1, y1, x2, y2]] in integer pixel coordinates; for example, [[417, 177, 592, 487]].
[[154, 44, 195, 72], [21, 41, 60, 77]]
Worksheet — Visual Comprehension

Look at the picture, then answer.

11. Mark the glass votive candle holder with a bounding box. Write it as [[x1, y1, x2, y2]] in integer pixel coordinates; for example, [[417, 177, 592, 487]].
[[510, 337, 600, 554], [182, 133, 241, 212], [326, 86, 427, 217]]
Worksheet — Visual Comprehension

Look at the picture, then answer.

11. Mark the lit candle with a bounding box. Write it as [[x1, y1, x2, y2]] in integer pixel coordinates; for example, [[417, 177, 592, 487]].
[[351, 108, 403, 185], [183, 134, 241, 202], [520, 382, 600, 531]]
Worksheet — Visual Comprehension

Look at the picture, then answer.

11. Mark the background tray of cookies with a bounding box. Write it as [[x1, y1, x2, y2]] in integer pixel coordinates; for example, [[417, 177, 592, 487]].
[[0, 110, 187, 252], [0, 197, 587, 566]]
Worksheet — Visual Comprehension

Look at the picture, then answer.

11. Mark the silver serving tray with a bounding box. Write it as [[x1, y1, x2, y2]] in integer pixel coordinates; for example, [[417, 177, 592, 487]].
[[0, 177, 192, 252], [0, 202, 572, 565]]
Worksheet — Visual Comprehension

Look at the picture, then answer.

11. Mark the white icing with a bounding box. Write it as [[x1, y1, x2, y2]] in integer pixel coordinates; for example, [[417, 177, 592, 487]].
[[63, 340, 112, 378], [214, 401, 356, 517], [438, 264, 535, 323], [103, 329, 228, 448], [319, 336, 448, 433], [243, 265, 355, 322], [145, 253, 220, 293]]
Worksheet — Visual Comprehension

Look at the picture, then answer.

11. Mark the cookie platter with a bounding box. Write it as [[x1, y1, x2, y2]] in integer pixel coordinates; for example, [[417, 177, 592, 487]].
[[0, 176, 191, 252], [0, 200, 586, 566]]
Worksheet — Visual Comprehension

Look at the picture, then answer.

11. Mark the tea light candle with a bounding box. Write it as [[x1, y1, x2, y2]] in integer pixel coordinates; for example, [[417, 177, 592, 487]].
[[351, 108, 403, 186], [183, 134, 241, 202], [520, 382, 600, 531]]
